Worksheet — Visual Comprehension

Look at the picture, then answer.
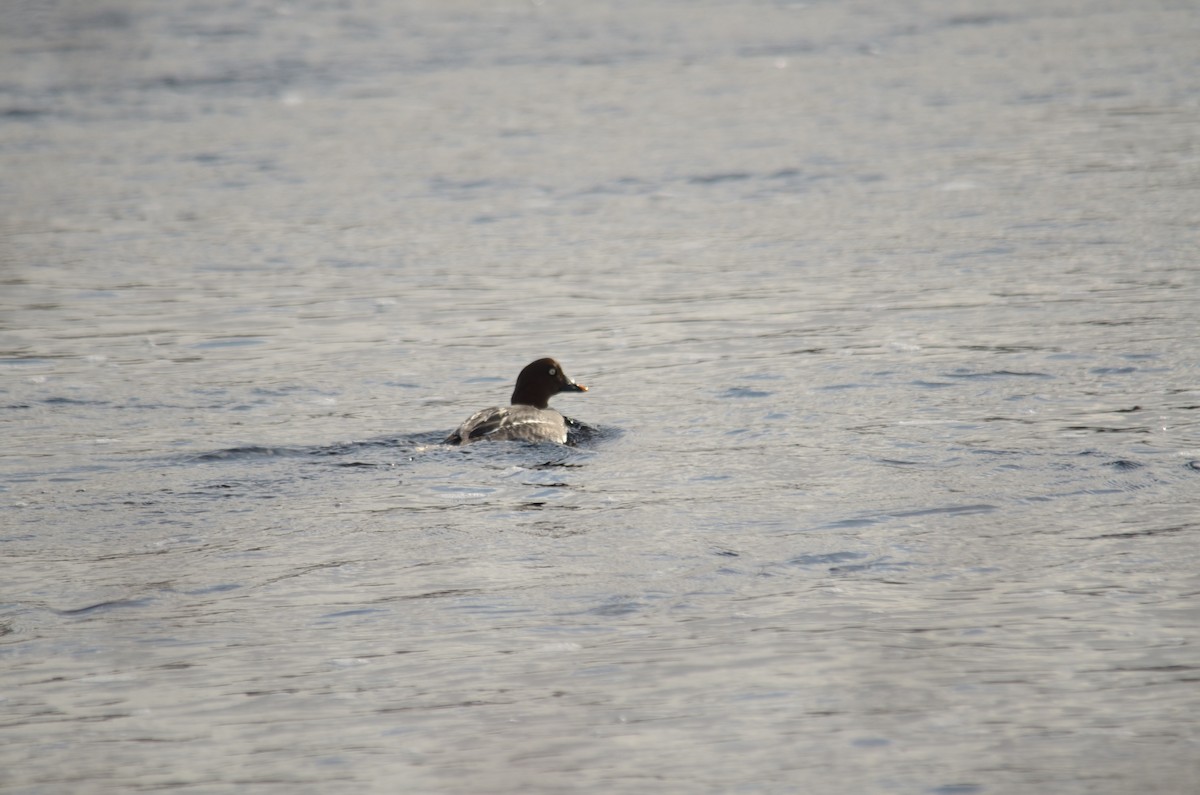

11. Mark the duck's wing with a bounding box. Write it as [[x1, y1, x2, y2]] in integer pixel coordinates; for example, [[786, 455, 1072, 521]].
[[444, 406, 507, 445]]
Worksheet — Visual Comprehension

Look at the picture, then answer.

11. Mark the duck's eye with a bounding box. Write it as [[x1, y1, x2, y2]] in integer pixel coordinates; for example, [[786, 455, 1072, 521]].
[[548, 367, 557, 376]]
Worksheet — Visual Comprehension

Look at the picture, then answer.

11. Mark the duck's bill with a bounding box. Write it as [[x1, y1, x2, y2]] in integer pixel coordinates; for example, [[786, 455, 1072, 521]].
[[566, 382, 588, 392]]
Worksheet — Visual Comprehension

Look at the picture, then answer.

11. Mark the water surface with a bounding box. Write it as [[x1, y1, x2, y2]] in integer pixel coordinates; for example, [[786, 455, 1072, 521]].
[[3, 1, 1199, 793]]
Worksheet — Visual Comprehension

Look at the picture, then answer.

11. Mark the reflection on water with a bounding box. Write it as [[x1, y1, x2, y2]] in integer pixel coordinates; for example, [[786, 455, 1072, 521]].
[[3, 0, 1200, 793]]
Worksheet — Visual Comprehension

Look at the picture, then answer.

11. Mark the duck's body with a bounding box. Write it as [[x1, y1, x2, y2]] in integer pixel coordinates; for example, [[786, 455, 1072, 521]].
[[445, 358, 588, 446], [446, 404, 573, 445]]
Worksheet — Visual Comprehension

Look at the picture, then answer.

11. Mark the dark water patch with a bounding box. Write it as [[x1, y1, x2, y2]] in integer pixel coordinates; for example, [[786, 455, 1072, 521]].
[[1015, 92, 1061, 106], [1105, 459, 1143, 471], [814, 503, 996, 532], [493, 49, 653, 69], [42, 396, 111, 406], [435, 431, 607, 464], [942, 245, 1015, 262], [64, 8, 133, 30], [830, 557, 915, 575], [183, 583, 241, 595], [429, 176, 520, 196], [944, 369, 1052, 380], [1082, 314, 1174, 328], [960, 344, 1050, 353], [969, 449, 1027, 461], [719, 387, 772, 399], [1085, 523, 1195, 540], [188, 445, 310, 462], [659, 167, 840, 197], [737, 41, 819, 59], [928, 785, 983, 795], [54, 598, 154, 617], [328, 432, 446, 452], [26, 395, 212, 412], [317, 257, 377, 270], [171, 481, 289, 500], [146, 67, 305, 97], [585, 599, 644, 617], [319, 608, 388, 620], [183, 430, 465, 466], [790, 551, 869, 567], [1091, 366, 1137, 375], [523, 488, 569, 501], [566, 418, 612, 447], [890, 504, 997, 519], [688, 172, 752, 185], [943, 13, 1013, 27], [1110, 663, 1200, 674], [1, 107, 52, 120], [384, 589, 484, 602], [1064, 425, 1149, 434], [190, 337, 266, 349], [912, 380, 956, 389], [575, 176, 654, 197], [816, 516, 884, 530], [1025, 488, 1123, 503], [169, 22, 256, 40]]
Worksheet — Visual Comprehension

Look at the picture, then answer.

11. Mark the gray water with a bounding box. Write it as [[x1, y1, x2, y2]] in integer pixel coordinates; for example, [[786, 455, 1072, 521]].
[[3, 1, 1199, 793]]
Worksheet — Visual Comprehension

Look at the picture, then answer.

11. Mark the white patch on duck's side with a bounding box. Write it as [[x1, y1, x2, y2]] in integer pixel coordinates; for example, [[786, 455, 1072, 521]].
[[488, 412, 567, 444]]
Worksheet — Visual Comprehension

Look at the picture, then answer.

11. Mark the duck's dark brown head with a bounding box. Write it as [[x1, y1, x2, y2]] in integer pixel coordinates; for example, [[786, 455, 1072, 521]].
[[510, 357, 588, 409]]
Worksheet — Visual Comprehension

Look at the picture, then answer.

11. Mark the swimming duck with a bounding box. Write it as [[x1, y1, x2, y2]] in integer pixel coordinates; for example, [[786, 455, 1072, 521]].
[[445, 357, 588, 445]]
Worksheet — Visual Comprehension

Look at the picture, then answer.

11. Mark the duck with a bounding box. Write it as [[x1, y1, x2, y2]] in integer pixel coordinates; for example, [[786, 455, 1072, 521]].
[[444, 357, 588, 445]]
